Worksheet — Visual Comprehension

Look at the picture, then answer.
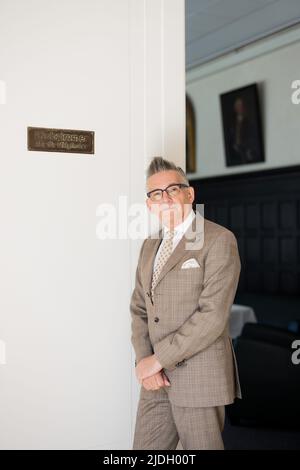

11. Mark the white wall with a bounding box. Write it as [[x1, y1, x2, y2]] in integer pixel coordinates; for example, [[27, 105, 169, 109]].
[[129, 0, 185, 448], [0, 0, 185, 449], [186, 25, 300, 180]]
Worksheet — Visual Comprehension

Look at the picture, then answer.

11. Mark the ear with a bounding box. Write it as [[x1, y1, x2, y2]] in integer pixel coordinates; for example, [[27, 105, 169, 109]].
[[187, 186, 194, 203]]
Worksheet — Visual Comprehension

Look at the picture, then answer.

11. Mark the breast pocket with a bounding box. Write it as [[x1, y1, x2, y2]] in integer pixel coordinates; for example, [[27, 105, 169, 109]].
[[172, 265, 204, 287], [156, 266, 204, 329], [164, 266, 204, 304]]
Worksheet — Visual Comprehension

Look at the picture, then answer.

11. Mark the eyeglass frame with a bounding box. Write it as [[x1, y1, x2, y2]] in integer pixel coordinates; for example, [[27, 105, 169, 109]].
[[146, 182, 190, 201]]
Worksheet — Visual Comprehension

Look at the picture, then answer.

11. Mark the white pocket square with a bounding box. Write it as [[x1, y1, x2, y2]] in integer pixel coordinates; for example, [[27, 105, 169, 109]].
[[181, 258, 200, 269]]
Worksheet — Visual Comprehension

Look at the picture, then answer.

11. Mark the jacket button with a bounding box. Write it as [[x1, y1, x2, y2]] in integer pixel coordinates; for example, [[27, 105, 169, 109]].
[[176, 359, 186, 367], [154, 317, 159, 323]]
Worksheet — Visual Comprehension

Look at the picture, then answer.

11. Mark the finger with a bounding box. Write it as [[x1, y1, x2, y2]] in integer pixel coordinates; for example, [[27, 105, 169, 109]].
[[142, 379, 150, 390], [155, 374, 165, 389], [162, 372, 171, 386], [148, 377, 157, 390], [153, 376, 161, 389], [155, 374, 165, 388], [150, 377, 159, 390], [145, 378, 155, 391]]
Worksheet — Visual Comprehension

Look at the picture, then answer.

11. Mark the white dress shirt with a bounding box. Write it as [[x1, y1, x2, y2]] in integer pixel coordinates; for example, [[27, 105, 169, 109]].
[[153, 209, 196, 270]]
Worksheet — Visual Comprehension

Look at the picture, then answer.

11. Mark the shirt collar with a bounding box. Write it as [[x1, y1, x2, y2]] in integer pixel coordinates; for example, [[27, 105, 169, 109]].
[[162, 208, 195, 237]]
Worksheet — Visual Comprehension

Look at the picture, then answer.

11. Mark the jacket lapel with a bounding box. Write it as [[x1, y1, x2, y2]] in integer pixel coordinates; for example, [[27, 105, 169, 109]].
[[142, 211, 205, 294], [142, 229, 163, 295]]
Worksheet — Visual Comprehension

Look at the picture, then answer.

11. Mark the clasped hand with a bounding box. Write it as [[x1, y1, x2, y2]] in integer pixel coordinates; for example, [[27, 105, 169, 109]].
[[135, 354, 171, 391]]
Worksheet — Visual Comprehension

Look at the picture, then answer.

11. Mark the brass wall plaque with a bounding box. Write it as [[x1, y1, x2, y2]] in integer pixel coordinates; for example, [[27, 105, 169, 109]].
[[27, 127, 94, 154]]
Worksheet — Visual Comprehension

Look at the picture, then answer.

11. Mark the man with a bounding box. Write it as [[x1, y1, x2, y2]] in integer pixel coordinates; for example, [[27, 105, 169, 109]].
[[130, 157, 242, 450]]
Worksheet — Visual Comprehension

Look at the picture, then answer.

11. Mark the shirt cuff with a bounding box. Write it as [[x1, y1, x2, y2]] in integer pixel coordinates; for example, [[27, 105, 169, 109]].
[[153, 337, 178, 371]]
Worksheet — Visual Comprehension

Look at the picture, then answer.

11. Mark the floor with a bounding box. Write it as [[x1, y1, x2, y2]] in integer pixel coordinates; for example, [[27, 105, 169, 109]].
[[223, 415, 300, 450], [174, 414, 300, 450]]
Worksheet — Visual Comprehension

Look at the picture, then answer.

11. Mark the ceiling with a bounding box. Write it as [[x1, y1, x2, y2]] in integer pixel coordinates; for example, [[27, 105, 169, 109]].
[[186, 0, 300, 69]]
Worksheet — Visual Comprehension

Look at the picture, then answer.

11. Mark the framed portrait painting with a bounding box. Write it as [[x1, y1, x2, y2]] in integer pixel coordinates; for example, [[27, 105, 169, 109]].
[[220, 83, 264, 167]]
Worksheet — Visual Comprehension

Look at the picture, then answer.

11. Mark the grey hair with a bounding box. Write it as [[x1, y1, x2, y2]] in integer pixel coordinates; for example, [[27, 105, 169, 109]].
[[146, 156, 189, 186]]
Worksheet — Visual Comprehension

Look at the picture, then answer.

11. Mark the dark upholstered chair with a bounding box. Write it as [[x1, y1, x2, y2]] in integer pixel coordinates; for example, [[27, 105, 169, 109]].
[[226, 323, 300, 428]]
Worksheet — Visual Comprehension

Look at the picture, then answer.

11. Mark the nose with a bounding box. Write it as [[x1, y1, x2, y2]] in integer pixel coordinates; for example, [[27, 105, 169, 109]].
[[162, 189, 172, 203]]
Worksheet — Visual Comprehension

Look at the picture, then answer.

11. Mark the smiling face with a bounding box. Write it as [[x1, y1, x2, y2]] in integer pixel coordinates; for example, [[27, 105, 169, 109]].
[[146, 170, 194, 229]]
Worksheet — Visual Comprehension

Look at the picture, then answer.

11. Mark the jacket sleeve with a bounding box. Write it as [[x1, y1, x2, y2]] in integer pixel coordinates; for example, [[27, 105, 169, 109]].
[[130, 239, 154, 365], [153, 230, 241, 370]]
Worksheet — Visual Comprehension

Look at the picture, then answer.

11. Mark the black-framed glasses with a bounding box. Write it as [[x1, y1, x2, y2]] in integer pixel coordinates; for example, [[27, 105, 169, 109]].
[[146, 183, 189, 201]]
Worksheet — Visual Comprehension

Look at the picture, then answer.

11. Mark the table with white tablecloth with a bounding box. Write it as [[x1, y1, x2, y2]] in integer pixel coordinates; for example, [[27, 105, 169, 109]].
[[229, 304, 257, 339]]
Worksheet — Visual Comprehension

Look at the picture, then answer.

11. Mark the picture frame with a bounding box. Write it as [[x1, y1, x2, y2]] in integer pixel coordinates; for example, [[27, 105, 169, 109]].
[[220, 83, 265, 167], [186, 94, 196, 173]]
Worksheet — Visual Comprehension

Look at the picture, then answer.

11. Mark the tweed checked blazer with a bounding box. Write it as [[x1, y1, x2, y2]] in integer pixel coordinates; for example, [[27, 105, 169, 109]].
[[130, 210, 242, 407]]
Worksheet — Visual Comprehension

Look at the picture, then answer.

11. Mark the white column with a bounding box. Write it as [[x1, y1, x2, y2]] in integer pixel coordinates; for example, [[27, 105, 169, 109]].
[[129, 0, 185, 170], [129, 0, 185, 446]]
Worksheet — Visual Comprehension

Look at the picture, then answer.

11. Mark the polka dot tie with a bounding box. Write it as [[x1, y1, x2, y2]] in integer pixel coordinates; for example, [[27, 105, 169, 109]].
[[150, 229, 175, 300]]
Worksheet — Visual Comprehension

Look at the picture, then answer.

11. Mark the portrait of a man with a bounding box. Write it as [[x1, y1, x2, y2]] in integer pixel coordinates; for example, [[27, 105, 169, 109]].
[[220, 84, 264, 167]]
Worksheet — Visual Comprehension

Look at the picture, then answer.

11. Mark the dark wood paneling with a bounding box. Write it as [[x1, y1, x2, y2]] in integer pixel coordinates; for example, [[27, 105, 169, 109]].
[[192, 165, 300, 295]]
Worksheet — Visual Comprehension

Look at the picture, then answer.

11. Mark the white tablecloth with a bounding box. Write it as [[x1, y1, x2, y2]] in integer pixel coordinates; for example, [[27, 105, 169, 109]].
[[229, 304, 257, 339]]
